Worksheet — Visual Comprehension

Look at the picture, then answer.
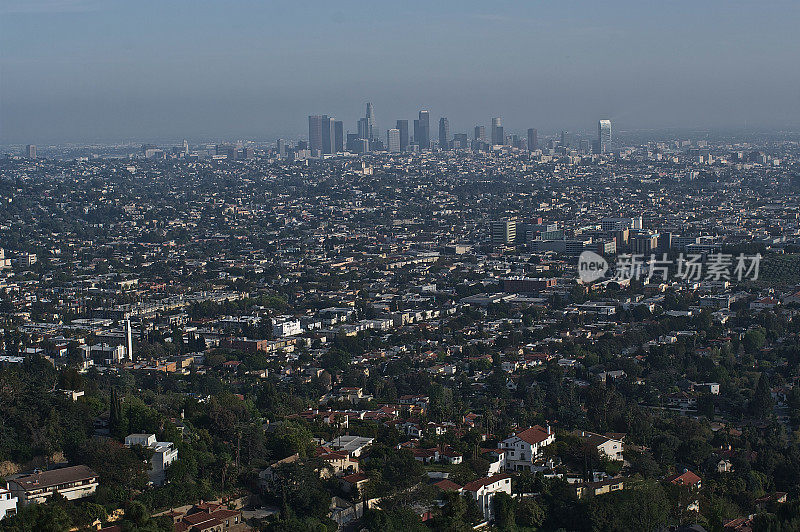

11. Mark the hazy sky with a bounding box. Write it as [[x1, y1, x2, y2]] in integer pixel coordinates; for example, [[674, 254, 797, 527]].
[[2, 0, 800, 143]]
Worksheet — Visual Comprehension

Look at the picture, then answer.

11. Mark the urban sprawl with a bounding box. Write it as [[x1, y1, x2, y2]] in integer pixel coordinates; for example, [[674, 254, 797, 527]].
[[1, 106, 800, 532]]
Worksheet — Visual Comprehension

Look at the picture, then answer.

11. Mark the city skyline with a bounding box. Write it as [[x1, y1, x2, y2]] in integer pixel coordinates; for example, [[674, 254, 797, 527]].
[[3, 1, 800, 143]]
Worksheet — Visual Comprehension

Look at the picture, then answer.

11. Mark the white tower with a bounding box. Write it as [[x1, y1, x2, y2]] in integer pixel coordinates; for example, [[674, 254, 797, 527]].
[[125, 319, 134, 361]]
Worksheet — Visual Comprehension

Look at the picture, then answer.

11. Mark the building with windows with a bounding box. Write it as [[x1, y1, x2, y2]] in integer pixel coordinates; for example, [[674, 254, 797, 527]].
[[125, 433, 178, 486], [308, 115, 323, 156], [462, 474, 512, 521], [0, 484, 17, 520], [387, 128, 401, 153], [9, 465, 98, 505], [491, 117, 503, 146], [598, 119, 612, 153], [438, 117, 450, 149], [500, 425, 555, 471], [395, 120, 409, 151], [527, 128, 538, 151], [490, 220, 516, 244]]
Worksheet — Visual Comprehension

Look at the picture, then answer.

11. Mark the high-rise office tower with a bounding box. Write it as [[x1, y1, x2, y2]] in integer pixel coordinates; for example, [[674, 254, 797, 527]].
[[560, 131, 573, 149], [346, 133, 358, 152], [453, 133, 468, 149], [491, 220, 517, 244], [474, 125, 486, 142], [25, 145, 36, 159], [358, 117, 369, 140], [418, 110, 430, 149], [321, 115, 335, 154], [396, 120, 409, 151], [438, 117, 450, 149], [387, 128, 401, 153], [334, 121, 344, 153], [277, 138, 286, 158], [491, 117, 503, 146], [308, 115, 323, 155], [413, 119, 420, 146], [366, 102, 376, 140], [527, 128, 538, 151], [598, 119, 612, 153]]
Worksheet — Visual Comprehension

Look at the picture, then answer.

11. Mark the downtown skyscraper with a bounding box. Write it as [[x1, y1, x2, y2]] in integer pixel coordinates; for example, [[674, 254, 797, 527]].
[[597, 119, 612, 154], [308, 115, 323, 155], [387, 128, 400, 153], [365, 102, 376, 140], [491, 117, 503, 146], [396, 120, 409, 152], [321, 115, 336, 154], [415, 110, 430, 149], [438, 117, 450, 149], [527, 128, 538, 151], [474, 125, 486, 143]]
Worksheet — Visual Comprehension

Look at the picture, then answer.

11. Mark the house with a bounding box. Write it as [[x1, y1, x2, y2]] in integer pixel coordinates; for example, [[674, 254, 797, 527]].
[[125, 433, 178, 486], [500, 425, 555, 471], [669, 470, 702, 512], [316, 449, 359, 478], [755, 492, 788, 511], [8, 465, 98, 505], [572, 477, 626, 498], [668, 470, 702, 489], [433, 479, 463, 492], [574, 431, 624, 461], [258, 453, 300, 487], [440, 449, 463, 465], [412, 448, 439, 464], [750, 297, 778, 310], [462, 473, 512, 521], [0, 483, 17, 520], [481, 449, 506, 474], [170, 503, 247, 532], [340, 472, 369, 494], [325, 435, 374, 458], [716, 458, 733, 473], [723, 517, 753, 531]]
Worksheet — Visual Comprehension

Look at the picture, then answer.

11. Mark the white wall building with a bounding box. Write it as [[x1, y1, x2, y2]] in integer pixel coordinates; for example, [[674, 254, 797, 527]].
[[0, 483, 17, 520], [500, 425, 555, 471], [125, 433, 178, 486], [272, 317, 302, 337], [462, 473, 512, 521], [8, 466, 98, 505]]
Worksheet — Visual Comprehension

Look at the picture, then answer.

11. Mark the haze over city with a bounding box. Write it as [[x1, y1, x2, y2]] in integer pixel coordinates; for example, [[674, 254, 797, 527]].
[[2, 0, 800, 144], [3, 2, 800, 532]]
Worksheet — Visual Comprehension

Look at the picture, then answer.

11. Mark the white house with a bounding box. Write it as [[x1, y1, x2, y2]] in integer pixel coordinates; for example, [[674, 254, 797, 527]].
[[272, 317, 302, 337], [324, 435, 374, 458], [0, 483, 17, 520], [125, 434, 178, 486], [575, 431, 624, 461], [500, 425, 555, 471], [462, 473, 512, 521], [482, 449, 506, 475]]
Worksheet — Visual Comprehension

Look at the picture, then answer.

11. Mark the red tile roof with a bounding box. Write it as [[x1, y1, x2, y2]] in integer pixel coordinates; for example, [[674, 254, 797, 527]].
[[433, 479, 462, 491], [462, 473, 511, 492], [668, 470, 702, 486], [514, 425, 551, 445]]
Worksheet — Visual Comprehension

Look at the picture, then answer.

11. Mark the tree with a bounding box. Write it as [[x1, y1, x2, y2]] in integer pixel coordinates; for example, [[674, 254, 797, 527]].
[[751, 373, 774, 419], [493, 491, 516, 530], [516, 497, 546, 528], [743, 328, 766, 353]]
